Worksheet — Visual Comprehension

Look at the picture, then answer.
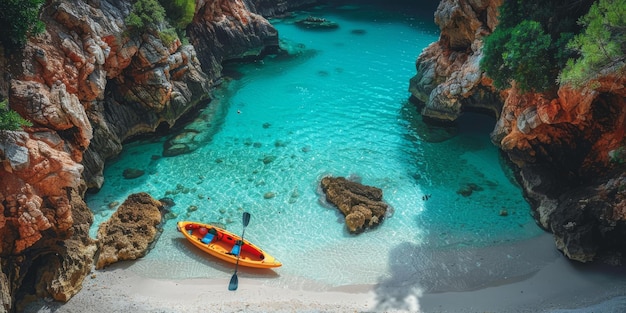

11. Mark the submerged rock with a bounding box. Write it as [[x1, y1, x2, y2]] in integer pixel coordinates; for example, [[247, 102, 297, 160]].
[[122, 168, 145, 179], [320, 176, 388, 233], [456, 182, 483, 197], [295, 16, 340, 30]]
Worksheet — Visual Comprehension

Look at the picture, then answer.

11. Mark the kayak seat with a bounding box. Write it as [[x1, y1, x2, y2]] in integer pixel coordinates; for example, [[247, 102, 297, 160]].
[[227, 240, 243, 256], [201, 233, 214, 244], [228, 244, 241, 256], [201, 228, 218, 244]]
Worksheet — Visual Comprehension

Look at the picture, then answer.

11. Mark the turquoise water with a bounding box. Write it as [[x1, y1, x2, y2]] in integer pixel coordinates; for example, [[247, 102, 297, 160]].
[[86, 4, 543, 288]]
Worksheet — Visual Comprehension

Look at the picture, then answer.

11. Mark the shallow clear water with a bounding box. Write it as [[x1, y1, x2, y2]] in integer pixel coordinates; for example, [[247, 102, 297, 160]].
[[87, 4, 543, 288]]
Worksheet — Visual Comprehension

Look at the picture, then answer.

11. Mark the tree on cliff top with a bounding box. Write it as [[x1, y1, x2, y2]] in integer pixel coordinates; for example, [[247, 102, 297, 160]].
[[559, 0, 626, 88], [0, 0, 45, 50], [126, 0, 166, 31], [480, 0, 595, 93]]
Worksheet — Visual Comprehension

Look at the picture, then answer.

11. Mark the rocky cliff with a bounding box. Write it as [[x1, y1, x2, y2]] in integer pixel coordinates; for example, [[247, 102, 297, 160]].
[[410, 0, 626, 264], [0, 0, 316, 311]]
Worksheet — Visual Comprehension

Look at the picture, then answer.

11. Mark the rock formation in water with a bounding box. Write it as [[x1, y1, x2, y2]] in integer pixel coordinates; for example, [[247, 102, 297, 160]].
[[320, 176, 388, 233], [95, 192, 164, 269], [410, 0, 626, 264], [295, 16, 340, 30], [0, 0, 316, 310]]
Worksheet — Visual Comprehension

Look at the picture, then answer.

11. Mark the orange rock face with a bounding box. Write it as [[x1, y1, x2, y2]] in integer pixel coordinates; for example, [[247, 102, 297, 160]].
[[0, 0, 299, 310], [409, 0, 504, 121], [412, 0, 626, 263], [0, 131, 81, 254]]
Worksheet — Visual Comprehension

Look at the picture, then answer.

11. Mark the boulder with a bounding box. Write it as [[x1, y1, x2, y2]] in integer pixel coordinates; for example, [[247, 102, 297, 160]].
[[408, 0, 503, 122], [320, 176, 388, 233], [95, 193, 164, 269]]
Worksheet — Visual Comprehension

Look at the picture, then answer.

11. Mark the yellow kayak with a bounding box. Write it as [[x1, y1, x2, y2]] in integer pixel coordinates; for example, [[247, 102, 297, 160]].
[[177, 221, 282, 269]]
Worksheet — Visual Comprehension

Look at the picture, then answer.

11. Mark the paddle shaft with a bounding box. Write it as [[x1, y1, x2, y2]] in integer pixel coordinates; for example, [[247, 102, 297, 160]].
[[229, 212, 251, 291], [233, 227, 246, 271]]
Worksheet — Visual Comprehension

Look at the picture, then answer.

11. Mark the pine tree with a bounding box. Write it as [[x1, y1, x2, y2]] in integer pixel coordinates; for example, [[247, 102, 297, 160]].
[[559, 0, 626, 87]]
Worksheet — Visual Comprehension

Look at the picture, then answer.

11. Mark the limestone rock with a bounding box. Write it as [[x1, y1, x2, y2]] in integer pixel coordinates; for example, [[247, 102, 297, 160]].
[[411, 0, 626, 263], [10, 0, 212, 190], [1, 268, 9, 312], [0, 0, 333, 310], [162, 0, 284, 157], [409, 0, 503, 122], [320, 176, 388, 233], [0, 131, 82, 254], [188, 0, 279, 79], [0, 188, 95, 309], [36, 189, 97, 302], [95, 192, 164, 269]]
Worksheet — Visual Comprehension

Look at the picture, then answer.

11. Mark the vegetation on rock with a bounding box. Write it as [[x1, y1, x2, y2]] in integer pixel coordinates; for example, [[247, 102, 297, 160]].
[[480, 0, 596, 92], [126, 0, 197, 46], [0, 0, 45, 50], [159, 0, 196, 30], [559, 0, 626, 87], [127, 0, 196, 31], [0, 99, 31, 131], [125, 0, 167, 31]]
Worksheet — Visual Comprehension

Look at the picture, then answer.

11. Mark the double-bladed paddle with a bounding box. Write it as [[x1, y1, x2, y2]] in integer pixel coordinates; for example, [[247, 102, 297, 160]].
[[228, 211, 251, 291]]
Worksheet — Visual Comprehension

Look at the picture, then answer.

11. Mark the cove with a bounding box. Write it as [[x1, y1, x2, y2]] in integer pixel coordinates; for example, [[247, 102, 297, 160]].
[[85, 3, 544, 288]]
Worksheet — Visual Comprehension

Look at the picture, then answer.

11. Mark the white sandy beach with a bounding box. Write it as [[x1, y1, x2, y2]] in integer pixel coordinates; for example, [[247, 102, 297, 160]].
[[22, 233, 626, 313]]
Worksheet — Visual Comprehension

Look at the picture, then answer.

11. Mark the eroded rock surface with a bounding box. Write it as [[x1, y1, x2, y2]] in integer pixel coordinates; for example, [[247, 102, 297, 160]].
[[0, 0, 320, 310], [411, 0, 626, 263], [320, 176, 388, 233], [0, 131, 83, 255], [0, 269, 9, 312], [409, 0, 503, 122], [0, 188, 95, 308], [95, 192, 164, 269]]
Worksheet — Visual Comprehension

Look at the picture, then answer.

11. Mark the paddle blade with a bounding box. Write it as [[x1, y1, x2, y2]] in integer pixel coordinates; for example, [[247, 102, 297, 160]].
[[228, 273, 238, 291], [242, 212, 251, 227]]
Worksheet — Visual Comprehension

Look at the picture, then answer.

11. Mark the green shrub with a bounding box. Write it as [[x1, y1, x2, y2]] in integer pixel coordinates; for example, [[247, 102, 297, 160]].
[[0, 0, 45, 50], [126, 0, 166, 31], [559, 0, 626, 88], [482, 20, 555, 92], [159, 28, 179, 46], [480, 0, 593, 93], [159, 0, 196, 30], [503, 21, 553, 92], [0, 99, 32, 131]]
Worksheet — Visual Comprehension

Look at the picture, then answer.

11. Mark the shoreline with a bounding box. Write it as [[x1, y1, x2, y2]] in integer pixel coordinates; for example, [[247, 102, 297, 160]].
[[23, 233, 626, 312]]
